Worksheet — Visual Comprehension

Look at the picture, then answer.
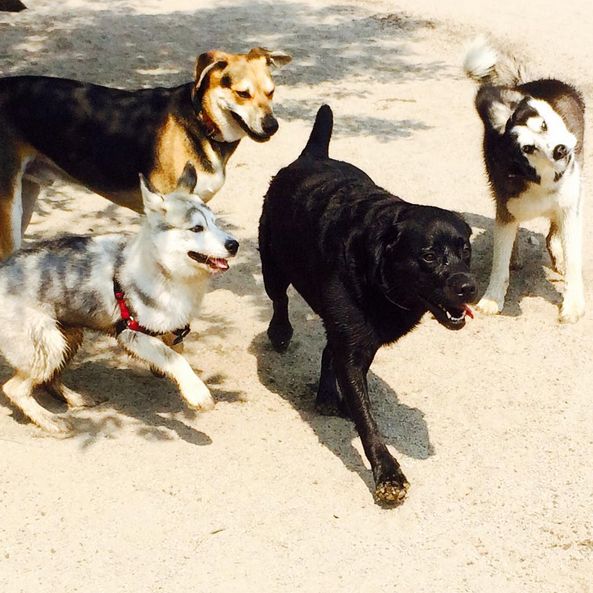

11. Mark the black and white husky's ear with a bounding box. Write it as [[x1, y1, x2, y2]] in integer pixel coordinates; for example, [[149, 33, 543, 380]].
[[476, 87, 524, 134], [175, 162, 198, 194], [139, 174, 165, 214]]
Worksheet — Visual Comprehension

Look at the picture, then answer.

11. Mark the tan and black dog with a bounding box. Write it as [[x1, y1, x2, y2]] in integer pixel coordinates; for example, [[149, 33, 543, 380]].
[[0, 47, 291, 258]]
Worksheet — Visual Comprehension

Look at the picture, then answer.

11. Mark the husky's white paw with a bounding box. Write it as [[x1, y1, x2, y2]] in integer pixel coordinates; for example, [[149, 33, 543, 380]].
[[559, 295, 585, 324], [34, 413, 73, 437], [182, 380, 215, 412], [476, 297, 503, 315]]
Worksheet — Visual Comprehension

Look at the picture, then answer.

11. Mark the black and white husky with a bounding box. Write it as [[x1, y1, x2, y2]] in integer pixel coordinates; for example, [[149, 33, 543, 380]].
[[0, 163, 238, 434], [464, 37, 585, 322]]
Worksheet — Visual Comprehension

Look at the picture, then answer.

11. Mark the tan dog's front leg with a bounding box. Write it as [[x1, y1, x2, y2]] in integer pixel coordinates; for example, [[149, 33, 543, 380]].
[[118, 330, 214, 411]]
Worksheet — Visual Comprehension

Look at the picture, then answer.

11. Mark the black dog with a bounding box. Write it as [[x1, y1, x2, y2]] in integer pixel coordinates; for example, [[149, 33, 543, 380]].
[[258, 105, 477, 505]]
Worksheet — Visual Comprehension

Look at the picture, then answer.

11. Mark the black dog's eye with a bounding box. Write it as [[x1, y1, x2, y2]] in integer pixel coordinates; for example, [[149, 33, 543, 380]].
[[541, 121, 547, 132], [522, 145, 536, 154], [462, 245, 471, 259], [236, 90, 251, 99], [190, 225, 204, 233], [422, 252, 437, 263]]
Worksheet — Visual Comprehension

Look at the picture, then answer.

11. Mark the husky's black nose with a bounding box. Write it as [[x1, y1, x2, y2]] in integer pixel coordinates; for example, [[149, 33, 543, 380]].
[[553, 144, 568, 160], [225, 239, 239, 256], [448, 272, 477, 302], [261, 114, 279, 137]]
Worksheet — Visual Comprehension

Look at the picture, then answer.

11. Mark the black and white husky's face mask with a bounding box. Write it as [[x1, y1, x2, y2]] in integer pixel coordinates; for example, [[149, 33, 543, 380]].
[[505, 97, 577, 180]]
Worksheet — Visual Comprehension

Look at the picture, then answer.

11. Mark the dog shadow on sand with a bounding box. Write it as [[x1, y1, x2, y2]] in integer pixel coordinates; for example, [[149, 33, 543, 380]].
[[248, 328, 433, 496], [464, 211, 563, 317], [0, 349, 242, 449]]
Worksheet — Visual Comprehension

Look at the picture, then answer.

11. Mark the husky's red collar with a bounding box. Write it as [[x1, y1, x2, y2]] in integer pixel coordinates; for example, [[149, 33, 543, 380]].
[[113, 279, 190, 344]]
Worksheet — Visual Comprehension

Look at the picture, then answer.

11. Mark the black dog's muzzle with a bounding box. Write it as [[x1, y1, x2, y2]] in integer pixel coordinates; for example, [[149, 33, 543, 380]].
[[445, 272, 477, 303]]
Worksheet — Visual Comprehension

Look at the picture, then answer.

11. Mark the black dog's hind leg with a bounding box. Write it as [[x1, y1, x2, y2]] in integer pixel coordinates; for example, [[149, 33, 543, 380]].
[[260, 235, 293, 352], [315, 345, 350, 418]]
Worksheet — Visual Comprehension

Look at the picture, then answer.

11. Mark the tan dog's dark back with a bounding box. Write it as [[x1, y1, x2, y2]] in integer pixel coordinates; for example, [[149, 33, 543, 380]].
[[0, 47, 291, 258]]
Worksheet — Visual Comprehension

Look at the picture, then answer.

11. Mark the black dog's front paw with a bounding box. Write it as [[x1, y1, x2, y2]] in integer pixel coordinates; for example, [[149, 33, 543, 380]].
[[267, 320, 293, 353], [375, 472, 410, 506]]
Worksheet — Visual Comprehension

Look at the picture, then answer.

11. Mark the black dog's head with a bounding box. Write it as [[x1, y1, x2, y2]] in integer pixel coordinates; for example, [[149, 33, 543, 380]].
[[372, 206, 477, 330]]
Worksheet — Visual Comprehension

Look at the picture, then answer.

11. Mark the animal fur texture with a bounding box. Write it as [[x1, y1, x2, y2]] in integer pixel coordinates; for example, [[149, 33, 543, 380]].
[[0, 164, 238, 434], [464, 36, 585, 322], [0, 47, 290, 258], [259, 105, 477, 505]]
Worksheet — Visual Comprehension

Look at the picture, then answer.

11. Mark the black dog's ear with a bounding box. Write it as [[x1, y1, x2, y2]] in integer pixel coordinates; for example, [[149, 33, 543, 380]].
[[383, 224, 402, 255], [367, 222, 403, 286], [175, 162, 198, 194], [457, 215, 473, 239]]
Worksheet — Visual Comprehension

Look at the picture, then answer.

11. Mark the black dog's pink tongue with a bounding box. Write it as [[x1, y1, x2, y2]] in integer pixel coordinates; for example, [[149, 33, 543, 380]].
[[464, 304, 474, 319]]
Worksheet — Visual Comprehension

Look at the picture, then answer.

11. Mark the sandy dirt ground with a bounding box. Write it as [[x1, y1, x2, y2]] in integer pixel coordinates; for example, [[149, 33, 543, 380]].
[[1, 1, 592, 592]]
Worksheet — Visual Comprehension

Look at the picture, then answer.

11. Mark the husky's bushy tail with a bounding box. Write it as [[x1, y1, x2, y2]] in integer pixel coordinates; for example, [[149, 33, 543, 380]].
[[463, 36, 530, 87], [300, 104, 333, 160]]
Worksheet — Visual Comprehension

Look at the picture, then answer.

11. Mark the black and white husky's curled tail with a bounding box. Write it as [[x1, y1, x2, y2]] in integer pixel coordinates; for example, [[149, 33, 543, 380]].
[[463, 36, 531, 87], [300, 104, 333, 160]]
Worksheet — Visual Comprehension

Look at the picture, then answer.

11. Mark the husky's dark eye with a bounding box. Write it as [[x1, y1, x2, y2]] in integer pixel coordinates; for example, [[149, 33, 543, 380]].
[[190, 225, 204, 233], [541, 121, 548, 132], [236, 90, 251, 99], [522, 144, 536, 154], [422, 252, 437, 263]]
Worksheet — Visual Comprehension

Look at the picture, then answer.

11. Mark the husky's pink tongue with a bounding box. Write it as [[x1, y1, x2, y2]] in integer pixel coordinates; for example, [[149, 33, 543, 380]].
[[464, 304, 474, 319], [208, 257, 229, 271]]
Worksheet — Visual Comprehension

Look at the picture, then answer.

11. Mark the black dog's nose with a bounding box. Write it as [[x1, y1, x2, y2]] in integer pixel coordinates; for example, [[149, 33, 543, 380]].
[[225, 239, 239, 256], [261, 114, 279, 137], [449, 273, 477, 302], [553, 144, 568, 160]]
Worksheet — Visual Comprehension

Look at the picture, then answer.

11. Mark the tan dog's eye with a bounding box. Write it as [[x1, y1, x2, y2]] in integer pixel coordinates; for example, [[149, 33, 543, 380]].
[[236, 90, 251, 99], [267, 89, 275, 99]]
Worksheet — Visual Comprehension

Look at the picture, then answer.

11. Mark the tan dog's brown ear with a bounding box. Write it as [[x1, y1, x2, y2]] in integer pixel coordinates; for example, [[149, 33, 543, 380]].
[[247, 47, 292, 68], [194, 50, 229, 85]]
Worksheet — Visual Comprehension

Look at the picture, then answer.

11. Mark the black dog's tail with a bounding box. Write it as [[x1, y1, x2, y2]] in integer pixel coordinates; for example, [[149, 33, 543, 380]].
[[299, 104, 333, 160]]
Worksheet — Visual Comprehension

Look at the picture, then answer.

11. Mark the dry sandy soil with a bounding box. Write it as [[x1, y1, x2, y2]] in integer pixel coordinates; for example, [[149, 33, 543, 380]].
[[1, 1, 592, 592]]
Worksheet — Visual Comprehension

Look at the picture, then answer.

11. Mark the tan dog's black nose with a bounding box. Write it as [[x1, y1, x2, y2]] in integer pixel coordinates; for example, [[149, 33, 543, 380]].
[[261, 114, 279, 137]]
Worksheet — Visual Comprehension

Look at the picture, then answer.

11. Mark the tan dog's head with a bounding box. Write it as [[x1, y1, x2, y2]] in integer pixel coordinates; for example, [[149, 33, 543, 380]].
[[192, 47, 291, 143]]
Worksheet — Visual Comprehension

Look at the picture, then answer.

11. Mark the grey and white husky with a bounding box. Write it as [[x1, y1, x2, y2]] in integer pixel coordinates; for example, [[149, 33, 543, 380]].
[[464, 37, 585, 323], [0, 163, 238, 434]]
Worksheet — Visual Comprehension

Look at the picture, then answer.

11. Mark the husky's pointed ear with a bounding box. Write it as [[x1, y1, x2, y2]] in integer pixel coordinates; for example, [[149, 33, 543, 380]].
[[175, 162, 198, 194], [488, 101, 514, 134], [247, 47, 292, 69], [139, 174, 165, 213]]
